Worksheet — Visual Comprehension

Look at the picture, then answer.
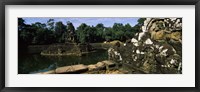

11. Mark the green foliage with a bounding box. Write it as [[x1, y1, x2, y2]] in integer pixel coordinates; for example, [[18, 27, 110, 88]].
[[132, 18, 146, 33], [18, 18, 146, 46], [113, 23, 124, 31], [55, 21, 66, 34], [47, 19, 55, 31], [54, 21, 66, 43], [76, 23, 88, 44], [18, 18, 26, 31], [137, 18, 146, 25], [67, 21, 75, 31]]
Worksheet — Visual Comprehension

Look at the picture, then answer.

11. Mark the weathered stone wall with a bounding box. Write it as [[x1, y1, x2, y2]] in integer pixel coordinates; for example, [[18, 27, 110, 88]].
[[142, 18, 182, 42], [41, 43, 93, 56], [108, 18, 182, 74]]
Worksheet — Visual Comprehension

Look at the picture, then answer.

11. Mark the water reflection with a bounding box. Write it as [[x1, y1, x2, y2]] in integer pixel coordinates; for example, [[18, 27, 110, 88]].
[[18, 50, 107, 74]]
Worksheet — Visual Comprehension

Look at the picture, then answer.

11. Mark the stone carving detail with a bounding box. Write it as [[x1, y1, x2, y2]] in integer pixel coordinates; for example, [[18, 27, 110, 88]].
[[108, 18, 182, 74]]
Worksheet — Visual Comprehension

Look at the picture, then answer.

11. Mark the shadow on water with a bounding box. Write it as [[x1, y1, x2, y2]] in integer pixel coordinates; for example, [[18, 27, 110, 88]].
[[18, 49, 108, 74]]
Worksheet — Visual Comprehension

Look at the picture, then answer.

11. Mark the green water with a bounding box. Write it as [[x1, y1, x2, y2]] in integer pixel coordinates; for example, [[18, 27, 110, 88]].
[[18, 50, 108, 74]]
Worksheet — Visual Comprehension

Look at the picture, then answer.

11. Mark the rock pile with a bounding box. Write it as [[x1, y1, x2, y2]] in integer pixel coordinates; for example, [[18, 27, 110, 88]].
[[108, 18, 182, 74]]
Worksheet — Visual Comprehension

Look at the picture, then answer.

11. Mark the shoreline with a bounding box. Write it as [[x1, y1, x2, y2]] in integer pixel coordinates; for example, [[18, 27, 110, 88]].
[[36, 60, 126, 74]]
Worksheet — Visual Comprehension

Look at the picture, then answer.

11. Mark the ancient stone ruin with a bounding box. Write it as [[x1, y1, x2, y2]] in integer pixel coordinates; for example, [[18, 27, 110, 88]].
[[108, 18, 182, 74], [40, 21, 95, 56], [65, 21, 76, 43], [38, 18, 182, 74], [40, 43, 93, 56]]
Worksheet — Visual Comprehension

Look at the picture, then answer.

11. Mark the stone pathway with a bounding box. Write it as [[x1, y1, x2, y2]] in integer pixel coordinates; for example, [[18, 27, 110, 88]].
[[37, 60, 118, 74]]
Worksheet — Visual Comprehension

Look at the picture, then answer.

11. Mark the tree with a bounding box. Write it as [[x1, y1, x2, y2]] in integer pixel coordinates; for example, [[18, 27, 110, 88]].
[[96, 23, 104, 28], [104, 27, 113, 41], [18, 18, 147, 45], [76, 23, 88, 44], [112, 23, 125, 41], [55, 21, 66, 43], [113, 23, 124, 32], [18, 18, 26, 31], [124, 23, 132, 32], [137, 18, 146, 26], [132, 18, 146, 33], [18, 18, 34, 45], [95, 23, 105, 42], [55, 21, 66, 34], [124, 23, 134, 39], [31, 22, 49, 44], [47, 19, 55, 31]]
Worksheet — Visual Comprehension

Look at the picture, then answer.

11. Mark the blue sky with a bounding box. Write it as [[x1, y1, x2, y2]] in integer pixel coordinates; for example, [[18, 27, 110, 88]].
[[22, 17, 139, 29]]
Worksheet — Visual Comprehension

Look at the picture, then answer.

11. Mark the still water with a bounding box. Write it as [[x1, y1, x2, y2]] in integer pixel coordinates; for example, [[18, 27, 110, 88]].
[[18, 50, 108, 74]]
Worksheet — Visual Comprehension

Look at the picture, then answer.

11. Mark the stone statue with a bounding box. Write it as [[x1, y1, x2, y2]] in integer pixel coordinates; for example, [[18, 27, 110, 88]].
[[66, 21, 76, 43]]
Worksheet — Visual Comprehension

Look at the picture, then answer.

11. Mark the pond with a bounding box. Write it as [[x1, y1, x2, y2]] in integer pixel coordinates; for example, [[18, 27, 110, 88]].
[[18, 49, 108, 74]]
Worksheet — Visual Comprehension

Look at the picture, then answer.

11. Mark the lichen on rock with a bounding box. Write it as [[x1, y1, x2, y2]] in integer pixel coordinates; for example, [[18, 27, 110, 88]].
[[108, 18, 182, 74]]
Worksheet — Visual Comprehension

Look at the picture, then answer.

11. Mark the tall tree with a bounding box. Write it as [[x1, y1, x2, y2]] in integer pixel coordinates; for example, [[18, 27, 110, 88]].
[[132, 18, 146, 32], [18, 18, 35, 45], [18, 18, 26, 31], [137, 18, 146, 26], [47, 19, 55, 31], [124, 23, 134, 39], [76, 23, 88, 44], [55, 21, 66, 42], [113, 23, 124, 32], [104, 27, 113, 41], [95, 23, 105, 42]]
